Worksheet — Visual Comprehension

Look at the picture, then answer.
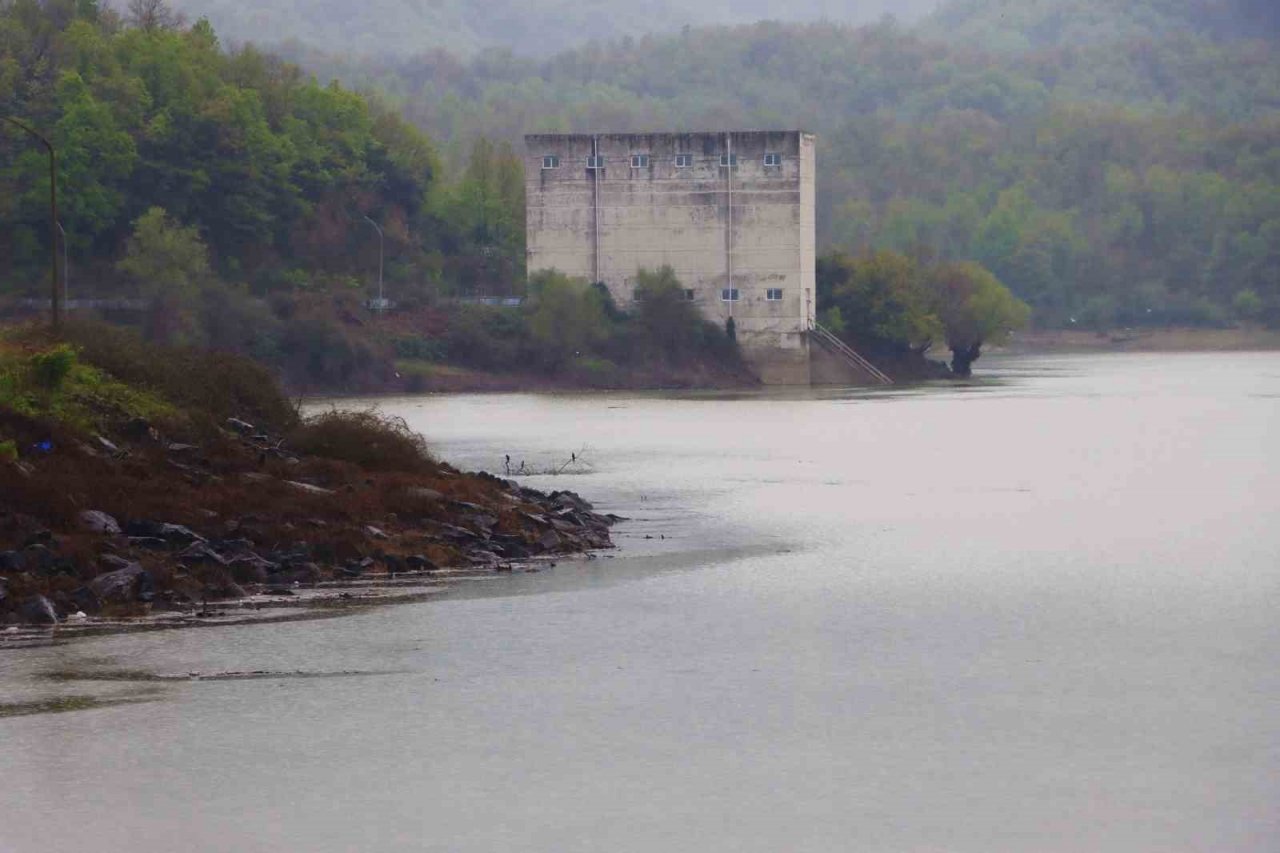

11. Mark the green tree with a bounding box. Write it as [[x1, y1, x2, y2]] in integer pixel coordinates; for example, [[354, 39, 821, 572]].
[[632, 265, 707, 357], [816, 249, 942, 354], [52, 70, 137, 240], [118, 206, 210, 299], [524, 269, 608, 371], [1232, 289, 1264, 323], [437, 136, 525, 294], [117, 206, 210, 341], [924, 261, 1030, 377]]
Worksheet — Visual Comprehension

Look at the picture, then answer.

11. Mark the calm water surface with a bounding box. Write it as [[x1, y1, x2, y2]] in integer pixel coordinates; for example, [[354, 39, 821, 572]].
[[3, 352, 1279, 852]]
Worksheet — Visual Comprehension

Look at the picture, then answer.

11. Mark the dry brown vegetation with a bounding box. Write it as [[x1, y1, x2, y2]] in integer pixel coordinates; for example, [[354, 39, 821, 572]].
[[0, 325, 616, 627], [287, 409, 434, 472]]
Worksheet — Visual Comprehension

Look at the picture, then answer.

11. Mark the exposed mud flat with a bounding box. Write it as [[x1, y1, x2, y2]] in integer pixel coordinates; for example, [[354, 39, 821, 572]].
[[1003, 326, 1280, 352]]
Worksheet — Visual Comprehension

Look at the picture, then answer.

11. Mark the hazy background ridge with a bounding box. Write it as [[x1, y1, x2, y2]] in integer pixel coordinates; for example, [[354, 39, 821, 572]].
[[169, 0, 943, 58]]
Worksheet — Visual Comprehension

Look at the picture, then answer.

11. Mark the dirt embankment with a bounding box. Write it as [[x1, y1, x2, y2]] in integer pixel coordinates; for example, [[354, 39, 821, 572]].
[[318, 358, 759, 396], [1000, 327, 1280, 353]]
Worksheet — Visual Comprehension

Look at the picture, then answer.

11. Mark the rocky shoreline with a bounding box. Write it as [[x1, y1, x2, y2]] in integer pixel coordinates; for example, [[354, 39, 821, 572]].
[[1, 413, 620, 637]]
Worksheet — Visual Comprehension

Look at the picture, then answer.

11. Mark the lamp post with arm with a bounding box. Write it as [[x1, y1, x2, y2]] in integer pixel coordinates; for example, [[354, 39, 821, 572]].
[[3, 116, 60, 330], [362, 214, 385, 309], [56, 220, 68, 308]]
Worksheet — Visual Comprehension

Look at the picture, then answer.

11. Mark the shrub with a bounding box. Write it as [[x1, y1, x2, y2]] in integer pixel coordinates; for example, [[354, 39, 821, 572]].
[[278, 316, 379, 389], [394, 336, 446, 361], [0, 439, 17, 463], [1233, 289, 1264, 322], [444, 305, 524, 371], [288, 409, 434, 472], [29, 344, 78, 390], [524, 271, 610, 371], [60, 321, 297, 431], [567, 356, 621, 386]]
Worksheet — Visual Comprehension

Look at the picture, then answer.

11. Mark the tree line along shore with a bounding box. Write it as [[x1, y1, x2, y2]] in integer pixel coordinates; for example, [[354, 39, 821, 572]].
[[4, 2, 1277, 394]]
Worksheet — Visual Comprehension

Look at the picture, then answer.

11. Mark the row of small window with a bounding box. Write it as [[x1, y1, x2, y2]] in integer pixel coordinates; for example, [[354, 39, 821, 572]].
[[543, 153, 783, 169], [678, 288, 784, 302]]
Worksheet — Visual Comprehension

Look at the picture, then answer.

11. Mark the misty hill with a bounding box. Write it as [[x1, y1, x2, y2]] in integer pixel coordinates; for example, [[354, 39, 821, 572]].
[[319, 16, 1279, 155], [925, 0, 1280, 52], [168, 0, 1279, 60], [4, 0, 1277, 339], [306, 7, 1280, 327], [168, 0, 941, 58]]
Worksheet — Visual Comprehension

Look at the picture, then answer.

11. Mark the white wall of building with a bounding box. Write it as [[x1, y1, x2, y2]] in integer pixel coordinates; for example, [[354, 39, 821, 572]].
[[525, 131, 816, 384]]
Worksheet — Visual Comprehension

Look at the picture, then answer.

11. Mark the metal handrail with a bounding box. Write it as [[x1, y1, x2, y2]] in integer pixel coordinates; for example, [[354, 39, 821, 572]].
[[810, 323, 894, 385]]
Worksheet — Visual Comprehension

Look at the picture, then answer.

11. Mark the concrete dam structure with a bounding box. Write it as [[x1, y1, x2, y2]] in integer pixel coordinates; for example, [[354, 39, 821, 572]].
[[524, 131, 884, 385]]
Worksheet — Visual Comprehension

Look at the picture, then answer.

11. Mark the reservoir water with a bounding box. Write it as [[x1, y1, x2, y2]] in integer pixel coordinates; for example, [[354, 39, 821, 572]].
[[3, 352, 1279, 852]]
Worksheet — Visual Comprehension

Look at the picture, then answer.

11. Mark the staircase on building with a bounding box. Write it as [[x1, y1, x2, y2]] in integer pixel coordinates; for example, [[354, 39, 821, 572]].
[[809, 323, 894, 385]]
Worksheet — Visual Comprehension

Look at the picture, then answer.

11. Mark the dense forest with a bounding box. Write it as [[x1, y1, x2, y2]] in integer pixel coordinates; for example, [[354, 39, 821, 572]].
[[2, 0, 1278, 392], [925, 0, 1280, 50], [301, 1, 1280, 328], [0, 0, 748, 388], [1, 1, 498, 384]]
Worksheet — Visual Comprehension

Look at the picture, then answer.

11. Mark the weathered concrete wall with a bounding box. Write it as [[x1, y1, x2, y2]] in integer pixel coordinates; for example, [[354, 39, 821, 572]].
[[525, 131, 816, 384], [810, 337, 875, 385]]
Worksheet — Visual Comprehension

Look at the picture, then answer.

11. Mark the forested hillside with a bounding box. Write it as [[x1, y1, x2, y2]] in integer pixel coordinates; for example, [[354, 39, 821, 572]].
[[0, 1, 535, 386], [925, 0, 1280, 51], [3, 0, 1278, 374], [1, 2, 754, 390], [307, 6, 1280, 327], [165, 0, 940, 58]]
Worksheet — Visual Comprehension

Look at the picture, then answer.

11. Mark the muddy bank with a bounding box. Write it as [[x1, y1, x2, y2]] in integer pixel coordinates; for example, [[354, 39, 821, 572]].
[[1001, 326, 1280, 353], [0, 412, 620, 636], [295, 359, 759, 396]]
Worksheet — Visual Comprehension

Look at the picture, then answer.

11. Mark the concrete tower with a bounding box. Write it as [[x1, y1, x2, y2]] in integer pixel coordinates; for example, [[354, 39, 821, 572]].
[[524, 131, 817, 384]]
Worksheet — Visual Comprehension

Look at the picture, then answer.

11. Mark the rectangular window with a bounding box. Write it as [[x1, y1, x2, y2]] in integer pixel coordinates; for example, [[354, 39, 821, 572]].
[[719, 154, 738, 168], [630, 153, 650, 168], [766, 288, 784, 301], [763, 153, 782, 166], [541, 155, 560, 169], [684, 289, 696, 301], [674, 153, 693, 168], [720, 288, 740, 302], [587, 155, 605, 169]]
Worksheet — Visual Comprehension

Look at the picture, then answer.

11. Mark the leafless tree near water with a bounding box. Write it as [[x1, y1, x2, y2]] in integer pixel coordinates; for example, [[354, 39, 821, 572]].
[[125, 0, 185, 31]]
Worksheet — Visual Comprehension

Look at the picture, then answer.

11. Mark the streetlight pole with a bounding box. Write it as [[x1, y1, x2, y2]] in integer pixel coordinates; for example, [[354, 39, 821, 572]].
[[362, 214, 384, 307], [3, 117, 59, 331], [56, 221, 68, 309]]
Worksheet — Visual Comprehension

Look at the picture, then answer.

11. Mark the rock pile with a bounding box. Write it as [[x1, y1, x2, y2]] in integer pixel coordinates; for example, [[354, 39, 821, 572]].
[[1, 416, 619, 627]]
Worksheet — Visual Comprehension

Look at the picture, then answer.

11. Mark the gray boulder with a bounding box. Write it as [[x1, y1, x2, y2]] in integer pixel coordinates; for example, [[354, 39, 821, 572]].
[[99, 553, 134, 572], [78, 510, 121, 534], [70, 586, 102, 614], [88, 562, 150, 603]]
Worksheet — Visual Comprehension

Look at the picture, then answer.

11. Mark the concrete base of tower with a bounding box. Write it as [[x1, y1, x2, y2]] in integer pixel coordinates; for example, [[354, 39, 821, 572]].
[[740, 333, 812, 385], [808, 334, 892, 386]]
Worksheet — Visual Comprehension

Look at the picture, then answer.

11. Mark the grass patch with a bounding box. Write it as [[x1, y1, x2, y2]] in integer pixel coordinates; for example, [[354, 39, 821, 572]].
[[59, 322, 298, 433], [0, 692, 164, 718], [40, 669, 169, 683], [1, 321, 299, 439], [288, 409, 435, 473], [0, 338, 179, 436]]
